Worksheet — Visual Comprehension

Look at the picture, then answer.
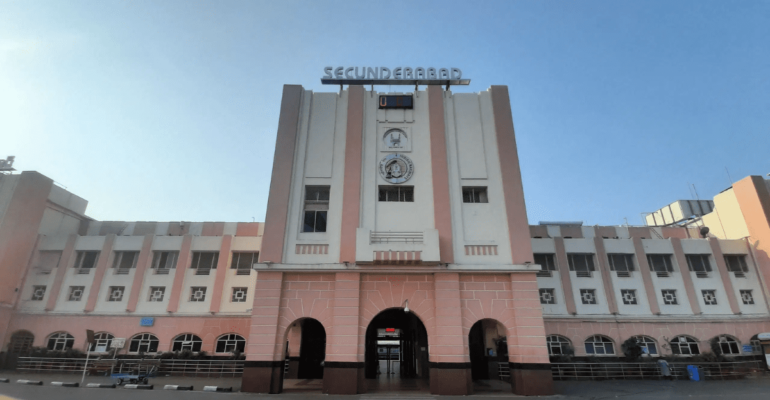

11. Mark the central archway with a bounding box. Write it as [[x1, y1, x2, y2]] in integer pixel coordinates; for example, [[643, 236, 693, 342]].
[[365, 308, 429, 392]]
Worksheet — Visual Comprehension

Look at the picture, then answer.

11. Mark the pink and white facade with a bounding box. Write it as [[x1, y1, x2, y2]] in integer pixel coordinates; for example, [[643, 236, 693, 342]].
[[2, 84, 770, 396]]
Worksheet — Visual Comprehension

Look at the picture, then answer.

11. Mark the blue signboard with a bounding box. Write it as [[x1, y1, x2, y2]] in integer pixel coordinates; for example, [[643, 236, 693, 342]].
[[140, 317, 155, 327], [742, 344, 754, 353]]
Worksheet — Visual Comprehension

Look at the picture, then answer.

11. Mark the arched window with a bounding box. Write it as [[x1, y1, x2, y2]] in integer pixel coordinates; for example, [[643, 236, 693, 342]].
[[129, 333, 159, 353], [215, 334, 245, 353], [8, 331, 34, 355], [715, 335, 740, 355], [546, 335, 572, 355], [47, 332, 74, 351], [90, 332, 114, 352], [631, 335, 658, 356], [172, 334, 202, 352], [670, 336, 699, 355], [584, 335, 615, 355], [750, 335, 762, 354]]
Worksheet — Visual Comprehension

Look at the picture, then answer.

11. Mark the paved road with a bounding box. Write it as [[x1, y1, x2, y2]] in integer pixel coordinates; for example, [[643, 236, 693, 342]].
[[2, 372, 770, 399]]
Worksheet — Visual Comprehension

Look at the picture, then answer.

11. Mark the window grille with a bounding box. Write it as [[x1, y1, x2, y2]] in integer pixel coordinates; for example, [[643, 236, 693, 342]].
[[148, 286, 165, 302], [661, 289, 678, 305], [740, 290, 754, 305], [539, 288, 556, 304], [232, 287, 248, 302], [701, 289, 717, 305], [190, 287, 207, 302], [579, 289, 597, 305], [620, 289, 637, 305], [68, 286, 84, 301], [31, 286, 46, 301], [107, 286, 125, 302]]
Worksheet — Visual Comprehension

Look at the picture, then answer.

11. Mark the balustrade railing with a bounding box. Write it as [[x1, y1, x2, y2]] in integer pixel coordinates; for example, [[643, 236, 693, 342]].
[[550, 360, 763, 381], [16, 357, 244, 377]]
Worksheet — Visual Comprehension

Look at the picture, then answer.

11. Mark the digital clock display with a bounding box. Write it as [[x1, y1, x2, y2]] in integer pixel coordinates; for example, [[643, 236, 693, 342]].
[[379, 95, 413, 110]]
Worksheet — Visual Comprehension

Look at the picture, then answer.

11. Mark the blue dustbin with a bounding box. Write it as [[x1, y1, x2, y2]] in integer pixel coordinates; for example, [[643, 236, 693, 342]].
[[686, 365, 700, 381]]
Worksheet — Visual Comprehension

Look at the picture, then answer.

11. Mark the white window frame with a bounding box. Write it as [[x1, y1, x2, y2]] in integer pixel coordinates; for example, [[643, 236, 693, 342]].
[[215, 334, 246, 354], [584, 335, 615, 356], [172, 334, 202, 352]]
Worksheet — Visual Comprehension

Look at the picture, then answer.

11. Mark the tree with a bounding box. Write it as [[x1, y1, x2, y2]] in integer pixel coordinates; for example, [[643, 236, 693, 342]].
[[622, 338, 643, 360]]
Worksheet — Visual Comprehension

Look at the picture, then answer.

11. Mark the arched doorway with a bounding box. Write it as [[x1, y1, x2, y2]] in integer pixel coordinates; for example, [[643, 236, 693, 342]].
[[282, 318, 326, 391], [365, 308, 429, 392], [468, 319, 508, 383], [5, 330, 34, 369]]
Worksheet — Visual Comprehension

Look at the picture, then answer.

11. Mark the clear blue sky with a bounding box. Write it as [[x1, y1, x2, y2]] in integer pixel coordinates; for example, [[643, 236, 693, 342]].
[[2, 0, 768, 226]]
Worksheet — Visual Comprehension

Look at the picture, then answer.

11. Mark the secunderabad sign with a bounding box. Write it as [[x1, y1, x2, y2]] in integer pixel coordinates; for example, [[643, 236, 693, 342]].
[[322, 66, 470, 86]]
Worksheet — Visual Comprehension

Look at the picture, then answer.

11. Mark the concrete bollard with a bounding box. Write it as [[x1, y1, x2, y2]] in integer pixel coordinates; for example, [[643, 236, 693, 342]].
[[86, 383, 117, 388], [203, 386, 233, 392], [51, 382, 79, 387], [16, 379, 43, 385], [164, 385, 194, 390], [124, 384, 153, 390]]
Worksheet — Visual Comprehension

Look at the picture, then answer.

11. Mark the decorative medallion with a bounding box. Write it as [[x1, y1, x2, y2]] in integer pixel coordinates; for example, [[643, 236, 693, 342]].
[[383, 129, 409, 150], [379, 153, 414, 184]]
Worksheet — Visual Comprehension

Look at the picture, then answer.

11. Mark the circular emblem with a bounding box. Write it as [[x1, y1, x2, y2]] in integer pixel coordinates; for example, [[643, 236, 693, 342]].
[[379, 154, 414, 184]]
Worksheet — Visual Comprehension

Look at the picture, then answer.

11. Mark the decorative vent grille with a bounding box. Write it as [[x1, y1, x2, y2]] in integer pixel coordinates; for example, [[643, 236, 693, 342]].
[[154, 268, 170, 275], [733, 271, 746, 278], [576, 271, 592, 278], [195, 269, 212, 276], [536, 270, 552, 277], [695, 271, 709, 278], [236, 269, 251, 276], [114, 268, 131, 275], [616, 271, 631, 278], [656, 271, 670, 278], [76, 268, 92, 275]]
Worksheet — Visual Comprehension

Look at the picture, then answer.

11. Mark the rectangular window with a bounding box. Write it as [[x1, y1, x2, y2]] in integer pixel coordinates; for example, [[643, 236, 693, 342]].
[[107, 286, 125, 302], [534, 253, 557, 277], [740, 290, 754, 305], [190, 287, 207, 302], [539, 288, 556, 304], [580, 289, 597, 305], [378, 95, 413, 109], [112, 251, 139, 274], [701, 289, 717, 305], [304, 186, 330, 232], [151, 251, 178, 274], [568, 254, 595, 277], [686, 254, 712, 277], [620, 289, 638, 305], [36, 251, 62, 275], [462, 187, 488, 203], [231, 252, 258, 275], [31, 285, 46, 301], [724, 255, 749, 277], [608, 254, 635, 277], [74, 251, 100, 274], [647, 254, 674, 277], [148, 286, 165, 302], [191, 252, 219, 275], [232, 287, 248, 302], [378, 186, 414, 202], [662, 289, 678, 305], [68, 286, 85, 301]]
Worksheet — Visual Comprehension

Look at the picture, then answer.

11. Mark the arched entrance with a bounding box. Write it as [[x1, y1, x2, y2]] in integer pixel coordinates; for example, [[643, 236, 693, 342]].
[[5, 330, 34, 369], [365, 308, 429, 392], [468, 319, 508, 386], [282, 318, 326, 392]]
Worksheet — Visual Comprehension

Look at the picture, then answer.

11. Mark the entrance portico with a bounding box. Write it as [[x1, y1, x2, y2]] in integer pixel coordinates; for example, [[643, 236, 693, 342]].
[[240, 271, 554, 395]]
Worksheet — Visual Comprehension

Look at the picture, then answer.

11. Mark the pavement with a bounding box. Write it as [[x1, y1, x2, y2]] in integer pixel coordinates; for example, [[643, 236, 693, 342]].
[[1, 370, 770, 399]]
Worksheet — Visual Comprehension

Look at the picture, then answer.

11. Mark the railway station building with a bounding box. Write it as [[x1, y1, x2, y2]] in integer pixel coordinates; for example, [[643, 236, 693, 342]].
[[1, 82, 769, 395]]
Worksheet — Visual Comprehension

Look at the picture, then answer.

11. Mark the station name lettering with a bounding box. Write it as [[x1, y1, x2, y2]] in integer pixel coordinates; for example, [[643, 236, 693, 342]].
[[323, 66, 462, 80]]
